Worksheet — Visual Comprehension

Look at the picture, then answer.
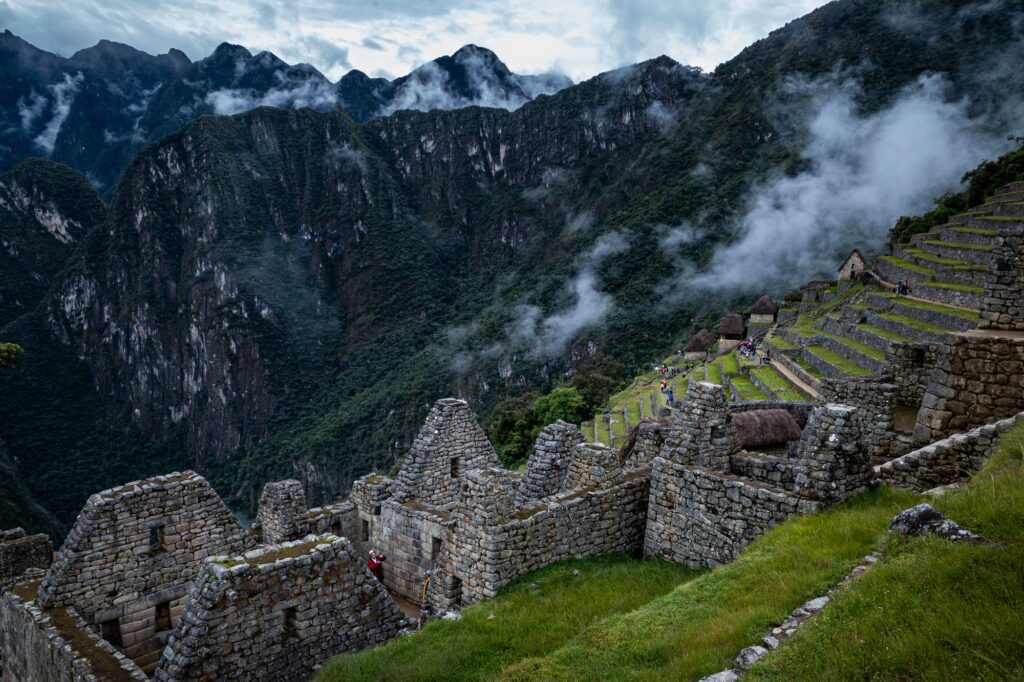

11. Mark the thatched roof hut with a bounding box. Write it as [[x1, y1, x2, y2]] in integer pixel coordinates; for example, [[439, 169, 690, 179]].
[[750, 295, 778, 316], [683, 328, 714, 353], [732, 409, 802, 450], [719, 313, 746, 340]]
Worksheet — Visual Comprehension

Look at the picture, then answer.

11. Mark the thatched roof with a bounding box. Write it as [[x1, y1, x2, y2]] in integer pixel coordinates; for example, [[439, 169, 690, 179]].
[[683, 328, 714, 353], [720, 313, 745, 338], [750, 295, 778, 316], [732, 409, 802, 450]]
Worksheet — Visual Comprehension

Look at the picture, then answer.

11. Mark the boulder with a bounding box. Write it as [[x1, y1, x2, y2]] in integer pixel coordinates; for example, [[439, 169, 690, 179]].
[[889, 503, 986, 543]]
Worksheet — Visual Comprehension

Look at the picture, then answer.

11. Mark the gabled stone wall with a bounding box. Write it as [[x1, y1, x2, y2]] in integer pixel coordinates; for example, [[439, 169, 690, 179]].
[[819, 377, 898, 465], [392, 399, 501, 506], [516, 421, 583, 505], [254, 479, 311, 544], [884, 342, 940, 407], [153, 535, 407, 681]]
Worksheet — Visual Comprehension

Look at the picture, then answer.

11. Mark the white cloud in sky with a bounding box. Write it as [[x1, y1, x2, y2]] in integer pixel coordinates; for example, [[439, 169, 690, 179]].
[[1, 0, 828, 82]]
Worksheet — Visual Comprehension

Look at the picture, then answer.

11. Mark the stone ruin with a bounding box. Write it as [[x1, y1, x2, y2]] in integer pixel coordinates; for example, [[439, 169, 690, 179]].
[[0, 528, 51, 592], [3, 359, 1023, 679]]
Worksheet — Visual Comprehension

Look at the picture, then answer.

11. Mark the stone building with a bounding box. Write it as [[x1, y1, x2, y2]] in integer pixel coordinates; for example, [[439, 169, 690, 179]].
[[719, 313, 746, 351], [838, 249, 866, 281], [748, 295, 778, 324], [683, 328, 714, 360]]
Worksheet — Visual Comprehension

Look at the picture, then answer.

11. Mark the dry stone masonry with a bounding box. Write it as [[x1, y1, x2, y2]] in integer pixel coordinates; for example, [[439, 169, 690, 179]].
[[0, 528, 52, 591], [516, 421, 584, 505]]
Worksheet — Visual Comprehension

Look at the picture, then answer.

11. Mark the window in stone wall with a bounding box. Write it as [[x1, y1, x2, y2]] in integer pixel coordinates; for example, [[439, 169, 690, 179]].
[[450, 457, 460, 478], [361, 518, 370, 542], [373, 505, 381, 516], [282, 606, 299, 641], [449, 576, 463, 606], [100, 618, 123, 648], [148, 525, 165, 553], [155, 600, 172, 632], [913, 348, 926, 366], [431, 536, 442, 561]]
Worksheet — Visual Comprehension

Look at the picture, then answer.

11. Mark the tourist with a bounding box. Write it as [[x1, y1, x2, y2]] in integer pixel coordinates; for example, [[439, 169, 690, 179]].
[[368, 550, 386, 581]]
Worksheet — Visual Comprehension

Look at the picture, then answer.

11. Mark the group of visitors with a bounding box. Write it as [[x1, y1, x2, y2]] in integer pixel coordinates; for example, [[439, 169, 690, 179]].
[[894, 279, 913, 296], [738, 339, 758, 359], [660, 379, 675, 405]]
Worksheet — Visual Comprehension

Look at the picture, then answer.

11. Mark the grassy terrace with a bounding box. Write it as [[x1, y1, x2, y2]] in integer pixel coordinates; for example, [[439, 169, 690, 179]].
[[879, 256, 934, 276], [721, 353, 740, 375], [319, 558, 698, 682], [900, 248, 966, 266], [751, 366, 809, 402], [820, 331, 885, 361], [876, 312, 953, 335], [730, 375, 767, 401], [767, 335, 796, 350], [750, 423, 1024, 680], [924, 280, 985, 294], [920, 239, 994, 251], [857, 322, 908, 343], [889, 296, 980, 321], [948, 225, 998, 237], [805, 345, 872, 377], [705, 363, 722, 385]]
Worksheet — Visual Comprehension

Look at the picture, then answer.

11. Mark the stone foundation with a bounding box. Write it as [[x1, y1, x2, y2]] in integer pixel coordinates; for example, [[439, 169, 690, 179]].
[[0, 529, 52, 590]]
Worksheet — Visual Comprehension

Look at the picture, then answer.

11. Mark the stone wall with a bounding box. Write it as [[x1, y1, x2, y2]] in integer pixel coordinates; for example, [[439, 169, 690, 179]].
[[792, 403, 874, 503], [877, 411, 1024, 492], [661, 382, 738, 469], [884, 342, 940, 407], [624, 419, 671, 468], [645, 463, 815, 568], [516, 421, 583, 505], [369, 500, 453, 602], [428, 458, 649, 611], [0, 529, 52, 590], [1, 581, 147, 681], [392, 399, 501, 506], [254, 480, 311, 544], [820, 377, 898, 465], [153, 535, 407, 681], [979, 228, 1024, 331], [914, 331, 1024, 443]]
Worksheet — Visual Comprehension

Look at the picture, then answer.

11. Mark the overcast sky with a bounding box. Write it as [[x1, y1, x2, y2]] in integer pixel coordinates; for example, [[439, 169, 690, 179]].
[[1, 0, 827, 81]]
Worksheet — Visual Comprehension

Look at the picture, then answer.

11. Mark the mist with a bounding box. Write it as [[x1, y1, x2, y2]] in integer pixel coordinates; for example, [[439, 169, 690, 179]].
[[33, 72, 83, 153], [684, 73, 1021, 293]]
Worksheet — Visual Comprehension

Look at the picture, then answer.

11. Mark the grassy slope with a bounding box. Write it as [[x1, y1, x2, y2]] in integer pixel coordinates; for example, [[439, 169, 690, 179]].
[[317, 557, 698, 682], [749, 423, 1024, 681]]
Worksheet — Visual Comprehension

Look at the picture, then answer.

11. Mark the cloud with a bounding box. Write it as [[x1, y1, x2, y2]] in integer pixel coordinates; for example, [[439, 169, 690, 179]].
[[645, 100, 676, 133], [205, 70, 339, 115], [503, 232, 629, 357], [682, 73, 1020, 293], [33, 72, 83, 154], [326, 142, 367, 173], [17, 91, 47, 132]]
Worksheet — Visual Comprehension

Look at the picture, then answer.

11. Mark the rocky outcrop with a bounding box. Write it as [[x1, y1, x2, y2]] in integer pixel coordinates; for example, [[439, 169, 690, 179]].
[[889, 503, 986, 543]]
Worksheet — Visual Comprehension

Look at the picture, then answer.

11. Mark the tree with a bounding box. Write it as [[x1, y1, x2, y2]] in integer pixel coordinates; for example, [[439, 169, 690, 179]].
[[484, 392, 541, 466], [532, 387, 589, 431], [0, 343, 24, 370]]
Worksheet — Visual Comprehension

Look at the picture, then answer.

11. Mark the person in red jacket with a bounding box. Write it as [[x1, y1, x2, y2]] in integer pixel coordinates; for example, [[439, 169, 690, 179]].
[[367, 550, 385, 581]]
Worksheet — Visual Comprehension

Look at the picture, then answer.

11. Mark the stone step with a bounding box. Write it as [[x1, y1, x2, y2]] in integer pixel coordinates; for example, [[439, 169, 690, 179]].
[[912, 238, 993, 266], [875, 256, 934, 286], [802, 344, 873, 379], [936, 225, 1000, 245], [818, 334, 885, 374], [863, 309, 953, 344], [910, 280, 985, 311], [988, 188, 1024, 203], [821, 316, 890, 351], [887, 297, 978, 332], [890, 246, 987, 287], [963, 214, 1024, 231], [993, 181, 1024, 196], [987, 202, 1024, 217]]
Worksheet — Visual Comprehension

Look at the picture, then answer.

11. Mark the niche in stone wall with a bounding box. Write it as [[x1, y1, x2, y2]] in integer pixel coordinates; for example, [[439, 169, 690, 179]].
[[373, 505, 381, 516], [282, 606, 298, 642], [148, 524, 165, 553], [431, 536, 442, 561], [912, 348, 926, 366], [361, 518, 370, 542], [449, 577, 463, 607], [101, 618, 123, 648], [451, 457, 460, 478], [155, 601, 172, 632]]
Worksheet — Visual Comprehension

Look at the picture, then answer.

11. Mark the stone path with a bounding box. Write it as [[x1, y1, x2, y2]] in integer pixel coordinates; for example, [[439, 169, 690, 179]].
[[761, 342, 819, 400], [698, 551, 881, 681]]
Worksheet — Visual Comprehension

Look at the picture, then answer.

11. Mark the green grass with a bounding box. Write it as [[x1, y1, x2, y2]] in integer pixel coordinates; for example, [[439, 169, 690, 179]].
[[750, 366, 809, 402], [501, 487, 917, 681], [705, 362, 722, 385], [767, 335, 795, 351], [920, 239, 994, 251], [888, 296, 980, 321], [805, 345, 872, 377], [730, 375, 768, 401], [923, 280, 985, 294], [820, 332, 885, 361], [880, 255, 934, 275], [317, 557, 699, 682], [877, 312, 958, 335], [900, 247, 966, 266], [721, 353, 740, 375], [948, 225, 998, 237], [750, 422, 1024, 681], [856, 323, 908, 343]]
